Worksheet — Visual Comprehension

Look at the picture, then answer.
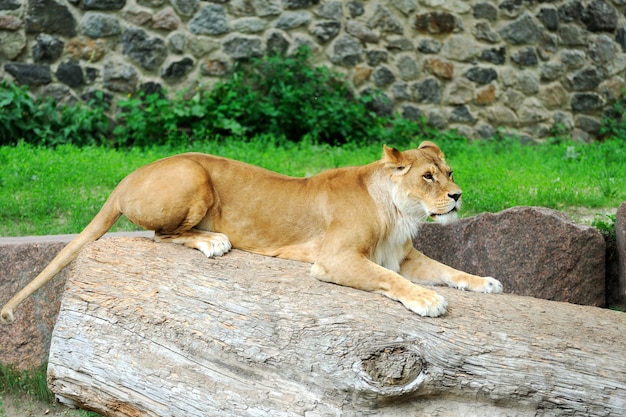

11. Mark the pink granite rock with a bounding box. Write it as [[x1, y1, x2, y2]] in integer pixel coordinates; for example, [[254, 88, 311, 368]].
[[414, 206, 606, 307]]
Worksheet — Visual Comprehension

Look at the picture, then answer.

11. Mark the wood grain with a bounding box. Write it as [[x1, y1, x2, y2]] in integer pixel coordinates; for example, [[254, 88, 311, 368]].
[[48, 238, 626, 416]]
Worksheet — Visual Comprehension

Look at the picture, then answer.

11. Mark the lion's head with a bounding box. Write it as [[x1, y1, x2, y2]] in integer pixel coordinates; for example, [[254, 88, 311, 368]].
[[383, 141, 462, 224]]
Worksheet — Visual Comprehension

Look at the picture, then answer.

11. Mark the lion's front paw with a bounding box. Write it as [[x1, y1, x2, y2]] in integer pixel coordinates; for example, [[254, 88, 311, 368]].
[[401, 288, 448, 317], [479, 276, 503, 294]]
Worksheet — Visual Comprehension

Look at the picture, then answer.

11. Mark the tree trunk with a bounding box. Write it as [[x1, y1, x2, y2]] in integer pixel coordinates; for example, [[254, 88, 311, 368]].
[[48, 238, 626, 417]]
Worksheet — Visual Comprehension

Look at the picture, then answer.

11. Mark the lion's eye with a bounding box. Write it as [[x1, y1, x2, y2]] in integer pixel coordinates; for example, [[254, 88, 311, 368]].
[[423, 173, 434, 181], [449, 171, 454, 178]]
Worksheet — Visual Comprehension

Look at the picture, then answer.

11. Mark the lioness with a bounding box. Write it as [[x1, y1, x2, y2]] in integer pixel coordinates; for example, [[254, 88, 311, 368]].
[[1, 142, 502, 323]]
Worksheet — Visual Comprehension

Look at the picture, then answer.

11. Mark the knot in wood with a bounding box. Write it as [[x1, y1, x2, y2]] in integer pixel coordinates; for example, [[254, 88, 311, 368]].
[[361, 346, 423, 388]]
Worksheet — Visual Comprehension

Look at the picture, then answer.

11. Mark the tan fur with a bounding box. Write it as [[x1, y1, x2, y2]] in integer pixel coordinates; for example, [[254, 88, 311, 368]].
[[1, 142, 502, 323]]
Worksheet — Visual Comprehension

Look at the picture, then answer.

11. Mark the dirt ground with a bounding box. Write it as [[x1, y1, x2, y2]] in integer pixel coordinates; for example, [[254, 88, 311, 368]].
[[0, 392, 99, 417]]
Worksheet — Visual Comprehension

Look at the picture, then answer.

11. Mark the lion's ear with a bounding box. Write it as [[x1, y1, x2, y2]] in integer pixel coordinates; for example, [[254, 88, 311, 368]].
[[418, 141, 445, 160], [383, 145, 411, 176]]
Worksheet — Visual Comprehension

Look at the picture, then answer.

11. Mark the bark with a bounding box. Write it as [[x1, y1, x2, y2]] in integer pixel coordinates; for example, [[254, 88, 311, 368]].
[[48, 238, 626, 417]]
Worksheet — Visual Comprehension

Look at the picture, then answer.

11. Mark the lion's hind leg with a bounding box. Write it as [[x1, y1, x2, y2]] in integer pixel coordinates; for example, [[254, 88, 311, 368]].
[[155, 229, 232, 257]]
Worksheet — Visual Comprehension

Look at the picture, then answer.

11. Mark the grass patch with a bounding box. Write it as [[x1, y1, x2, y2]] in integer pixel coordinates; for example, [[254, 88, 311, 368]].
[[0, 137, 624, 237], [0, 363, 52, 403]]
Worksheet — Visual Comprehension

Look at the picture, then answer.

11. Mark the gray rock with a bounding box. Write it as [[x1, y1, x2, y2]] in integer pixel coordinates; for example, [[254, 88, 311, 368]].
[[103, 60, 138, 92], [479, 46, 506, 65], [567, 66, 604, 91], [558, 24, 587, 46], [417, 39, 441, 54], [561, 48, 586, 68], [252, 0, 282, 17], [571, 92, 604, 112], [56, 59, 84, 88], [274, 10, 311, 30], [161, 57, 194, 79], [473, 2, 497, 21], [4, 62, 51, 86], [616, 203, 626, 306], [232, 17, 266, 33], [266, 30, 289, 55], [82, 13, 121, 38], [396, 54, 418, 80], [372, 65, 395, 87], [464, 66, 498, 85], [537, 7, 558, 31], [391, 81, 411, 100], [346, 1, 363, 18], [574, 114, 601, 134], [282, 0, 319, 9], [83, 0, 126, 10], [582, 0, 617, 32], [414, 11, 461, 34], [314, 1, 341, 20], [223, 35, 263, 59], [0, 0, 21, 10], [25, 0, 76, 36], [511, 46, 538, 66], [588, 34, 617, 66], [122, 29, 167, 70], [559, 0, 584, 22], [413, 207, 606, 306], [366, 49, 387, 66], [499, 13, 543, 45], [411, 77, 441, 104], [400, 104, 423, 120], [189, 4, 229, 36], [310, 20, 341, 43], [328, 35, 362, 66], [345, 20, 379, 43], [615, 28, 626, 52], [32, 34, 64, 63], [170, 0, 198, 17], [472, 22, 500, 43], [368, 5, 403, 34], [449, 105, 474, 123]]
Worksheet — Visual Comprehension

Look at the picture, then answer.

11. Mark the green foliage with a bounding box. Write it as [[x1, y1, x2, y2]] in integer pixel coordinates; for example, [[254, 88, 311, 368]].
[[0, 81, 110, 146], [0, 363, 52, 403], [592, 213, 616, 240], [601, 97, 626, 140]]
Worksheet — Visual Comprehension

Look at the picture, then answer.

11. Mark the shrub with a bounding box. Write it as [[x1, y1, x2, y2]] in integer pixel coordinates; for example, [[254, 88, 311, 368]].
[[0, 81, 110, 146]]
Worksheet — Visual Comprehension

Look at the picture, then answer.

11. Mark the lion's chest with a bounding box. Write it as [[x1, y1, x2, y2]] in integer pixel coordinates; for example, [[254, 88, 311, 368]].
[[371, 218, 416, 272]]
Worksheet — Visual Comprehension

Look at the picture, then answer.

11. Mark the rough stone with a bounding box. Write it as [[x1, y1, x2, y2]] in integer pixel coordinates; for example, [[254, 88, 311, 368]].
[[449, 105, 474, 124], [122, 28, 167, 70], [559, 0, 584, 22], [372, 65, 395, 87], [511, 46, 538, 66], [103, 59, 138, 92], [170, 0, 198, 17], [411, 77, 441, 104], [189, 4, 229, 36], [0, 240, 69, 370], [152, 8, 181, 31], [539, 82, 568, 108], [581, 0, 617, 32], [417, 39, 441, 54], [537, 7, 559, 31], [274, 11, 311, 30], [413, 11, 461, 34], [66, 38, 106, 62], [161, 57, 194, 79], [442, 35, 479, 62], [472, 22, 500, 43], [575, 114, 601, 135], [25, 0, 77, 36], [558, 24, 587, 46], [561, 48, 586, 68], [200, 57, 229, 76], [571, 92, 604, 112], [400, 104, 423, 120], [282, 0, 319, 9], [0, 14, 21, 30], [2, 33, 27, 60], [83, 0, 126, 10], [499, 13, 543, 45], [252, 0, 282, 17], [366, 49, 387, 66], [385, 36, 414, 51], [82, 13, 122, 38], [473, 2, 498, 21], [445, 77, 474, 105], [567, 66, 603, 91], [475, 84, 497, 105], [464, 66, 498, 85], [423, 56, 453, 80], [518, 97, 548, 124], [414, 207, 606, 306], [345, 20, 379, 43], [587, 34, 617, 66], [0, 0, 21, 10], [32, 34, 64, 63], [313, 1, 341, 20], [499, 0, 523, 18], [5, 63, 51, 86], [368, 5, 403, 34], [56, 59, 84, 88], [266, 30, 289, 55], [122, 8, 152, 26], [310, 20, 341, 43], [616, 203, 626, 305], [479, 46, 506, 65], [328, 35, 362, 66], [346, 1, 364, 18], [390, 81, 410, 100], [396, 54, 418, 80], [223, 35, 263, 59]]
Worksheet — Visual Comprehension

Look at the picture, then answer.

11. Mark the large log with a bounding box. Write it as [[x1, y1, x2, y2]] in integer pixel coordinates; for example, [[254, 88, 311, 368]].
[[48, 238, 626, 417]]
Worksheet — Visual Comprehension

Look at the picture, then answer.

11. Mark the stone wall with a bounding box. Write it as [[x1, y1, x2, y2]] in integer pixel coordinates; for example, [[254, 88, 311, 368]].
[[2, 0, 626, 142]]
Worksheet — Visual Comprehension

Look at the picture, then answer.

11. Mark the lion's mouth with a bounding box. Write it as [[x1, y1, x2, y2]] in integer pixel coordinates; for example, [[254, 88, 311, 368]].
[[429, 207, 458, 220]]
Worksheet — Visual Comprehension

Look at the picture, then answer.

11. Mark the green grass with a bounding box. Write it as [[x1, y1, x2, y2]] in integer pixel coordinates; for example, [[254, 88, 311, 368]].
[[0, 138, 624, 237]]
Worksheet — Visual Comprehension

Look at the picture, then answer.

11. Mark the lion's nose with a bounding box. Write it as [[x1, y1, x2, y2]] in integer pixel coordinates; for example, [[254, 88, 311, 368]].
[[448, 191, 462, 201]]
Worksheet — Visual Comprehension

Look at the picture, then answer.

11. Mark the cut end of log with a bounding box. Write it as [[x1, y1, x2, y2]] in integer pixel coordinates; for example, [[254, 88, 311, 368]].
[[361, 346, 424, 388]]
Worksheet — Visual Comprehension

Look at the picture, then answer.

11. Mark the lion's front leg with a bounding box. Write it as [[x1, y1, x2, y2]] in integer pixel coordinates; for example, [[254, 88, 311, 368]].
[[400, 243, 503, 294], [311, 253, 448, 317]]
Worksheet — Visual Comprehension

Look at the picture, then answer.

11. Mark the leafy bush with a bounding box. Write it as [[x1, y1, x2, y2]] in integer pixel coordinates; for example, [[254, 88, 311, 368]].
[[0, 81, 110, 146]]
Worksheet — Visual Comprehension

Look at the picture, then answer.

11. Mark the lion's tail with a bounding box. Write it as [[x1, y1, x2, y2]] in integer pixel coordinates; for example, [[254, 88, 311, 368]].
[[1, 196, 122, 324]]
